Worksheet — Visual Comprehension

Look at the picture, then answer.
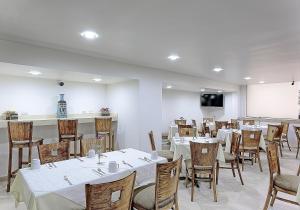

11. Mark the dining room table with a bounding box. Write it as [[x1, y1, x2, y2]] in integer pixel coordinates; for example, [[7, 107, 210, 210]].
[[170, 136, 225, 175], [216, 126, 267, 153], [11, 148, 166, 210], [168, 122, 215, 139]]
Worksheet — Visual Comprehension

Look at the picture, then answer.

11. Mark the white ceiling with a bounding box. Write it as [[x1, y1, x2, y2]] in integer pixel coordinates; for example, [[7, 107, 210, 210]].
[[0, 0, 300, 85], [0, 62, 130, 84]]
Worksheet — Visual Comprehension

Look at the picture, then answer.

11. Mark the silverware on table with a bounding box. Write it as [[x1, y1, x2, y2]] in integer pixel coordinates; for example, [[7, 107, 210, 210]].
[[144, 157, 153, 162], [122, 160, 133, 168], [138, 157, 151, 163], [97, 168, 106, 175], [64, 176, 72, 185], [92, 169, 103, 176], [76, 157, 84, 162], [52, 162, 57, 168]]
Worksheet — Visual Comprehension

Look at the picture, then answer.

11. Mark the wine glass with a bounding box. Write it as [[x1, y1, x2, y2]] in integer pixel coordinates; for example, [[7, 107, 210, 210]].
[[96, 145, 103, 165]]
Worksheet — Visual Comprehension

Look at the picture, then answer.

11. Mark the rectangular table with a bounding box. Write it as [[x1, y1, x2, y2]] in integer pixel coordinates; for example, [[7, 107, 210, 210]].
[[168, 123, 214, 139], [170, 137, 225, 162], [11, 148, 166, 210], [217, 128, 267, 153]]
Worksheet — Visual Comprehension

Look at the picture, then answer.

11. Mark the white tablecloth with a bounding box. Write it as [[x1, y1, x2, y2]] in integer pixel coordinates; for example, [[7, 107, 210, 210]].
[[170, 137, 225, 162], [217, 128, 266, 153], [240, 125, 268, 135], [11, 148, 166, 210], [168, 123, 214, 139]]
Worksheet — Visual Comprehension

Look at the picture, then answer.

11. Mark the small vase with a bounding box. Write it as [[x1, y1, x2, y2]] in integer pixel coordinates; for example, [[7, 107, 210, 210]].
[[57, 94, 67, 118]]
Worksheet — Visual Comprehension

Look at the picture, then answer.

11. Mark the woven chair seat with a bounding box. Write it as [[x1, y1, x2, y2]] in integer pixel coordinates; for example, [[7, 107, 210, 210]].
[[224, 152, 236, 161], [133, 183, 174, 210], [12, 138, 43, 146], [274, 174, 300, 193], [157, 150, 174, 161]]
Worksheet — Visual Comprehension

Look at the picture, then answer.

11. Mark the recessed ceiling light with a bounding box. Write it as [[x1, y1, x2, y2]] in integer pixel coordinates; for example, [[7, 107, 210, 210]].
[[28, 70, 42, 75], [244, 77, 252, 80], [168, 54, 180, 61], [213, 67, 224, 72], [166, 85, 173, 89], [217, 90, 222, 93], [80, 30, 99, 40], [259, 81, 265, 84], [93, 78, 102, 82], [200, 88, 205, 92]]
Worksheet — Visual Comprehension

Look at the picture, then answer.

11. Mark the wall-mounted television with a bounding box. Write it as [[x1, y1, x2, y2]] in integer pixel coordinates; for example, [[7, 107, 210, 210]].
[[201, 94, 224, 107]]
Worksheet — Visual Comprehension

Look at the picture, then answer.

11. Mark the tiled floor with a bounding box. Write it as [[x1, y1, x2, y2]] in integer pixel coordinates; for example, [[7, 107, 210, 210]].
[[0, 148, 299, 210]]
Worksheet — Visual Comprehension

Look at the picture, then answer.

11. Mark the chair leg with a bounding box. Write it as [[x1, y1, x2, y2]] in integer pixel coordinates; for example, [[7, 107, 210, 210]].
[[212, 171, 217, 202], [230, 162, 236, 177], [174, 194, 179, 210], [185, 170, 189, 188], [18, 148, 23, 169], [257, 151, 263, 172], [209, 174, 211, 189], [28, 144, 32, 164], [236, 160, 244, 185], [216, 161, 219, 185], [278, 143, 283, 157], [7, 145, 13, 192], [270, 189, 277, 206], [296, 142, 299, 159], [191, 172, 195, 202], [242, 151, 245, 171], [263, 185, 273, 210], [286, 137, 292, 151], [74, 139, 78, 158]]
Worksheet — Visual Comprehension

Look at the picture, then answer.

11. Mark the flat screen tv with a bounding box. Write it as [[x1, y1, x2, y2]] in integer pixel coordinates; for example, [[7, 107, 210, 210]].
[[201, 94, 223, 107]]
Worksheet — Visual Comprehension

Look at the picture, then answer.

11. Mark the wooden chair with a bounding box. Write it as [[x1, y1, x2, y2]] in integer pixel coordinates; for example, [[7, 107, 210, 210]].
[[86, 171, 136, 210], [230, 119, 239, 129], [294, 126, 300, 159], [280, 122, 291, 152], [200, 122, 210, 137], [95, 118, 114, 151], [211, 121, 228, 137], [7, 121, 43, 192], [265, 125, 283, 157], [149, 131, 174, 162], [263, 143, 300, 209], [174, 119, 186, 126], [185, 142, 219, 202], [38, 141, 70, 164], [242, 119, 255, 125], [80, 137, 106, 156], [58, 119, 83, 157], [178, 125, 197, 137], [132, 156, 182, 210], [216, 132, 244, 185], [239, 130, 263, 172]]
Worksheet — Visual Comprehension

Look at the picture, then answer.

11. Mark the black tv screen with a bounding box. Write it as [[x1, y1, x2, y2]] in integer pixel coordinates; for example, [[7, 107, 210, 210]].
[[201, 94, 223, 107]]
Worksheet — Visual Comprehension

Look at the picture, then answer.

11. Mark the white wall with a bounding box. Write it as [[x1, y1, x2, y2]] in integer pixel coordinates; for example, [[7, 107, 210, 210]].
[[247, 82, 300, 118], [162, 89, 239, 132], [107, 80, 140, 150], [0, 75, 107, 115]]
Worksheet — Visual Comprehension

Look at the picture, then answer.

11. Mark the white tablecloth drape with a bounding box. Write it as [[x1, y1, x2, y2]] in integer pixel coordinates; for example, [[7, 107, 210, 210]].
[[11, 148, 166, 210], [217, 128, 267, 153], [239, 125, 268, 135], [170, 137, 225, 162], [168, 123, 214, 139]]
